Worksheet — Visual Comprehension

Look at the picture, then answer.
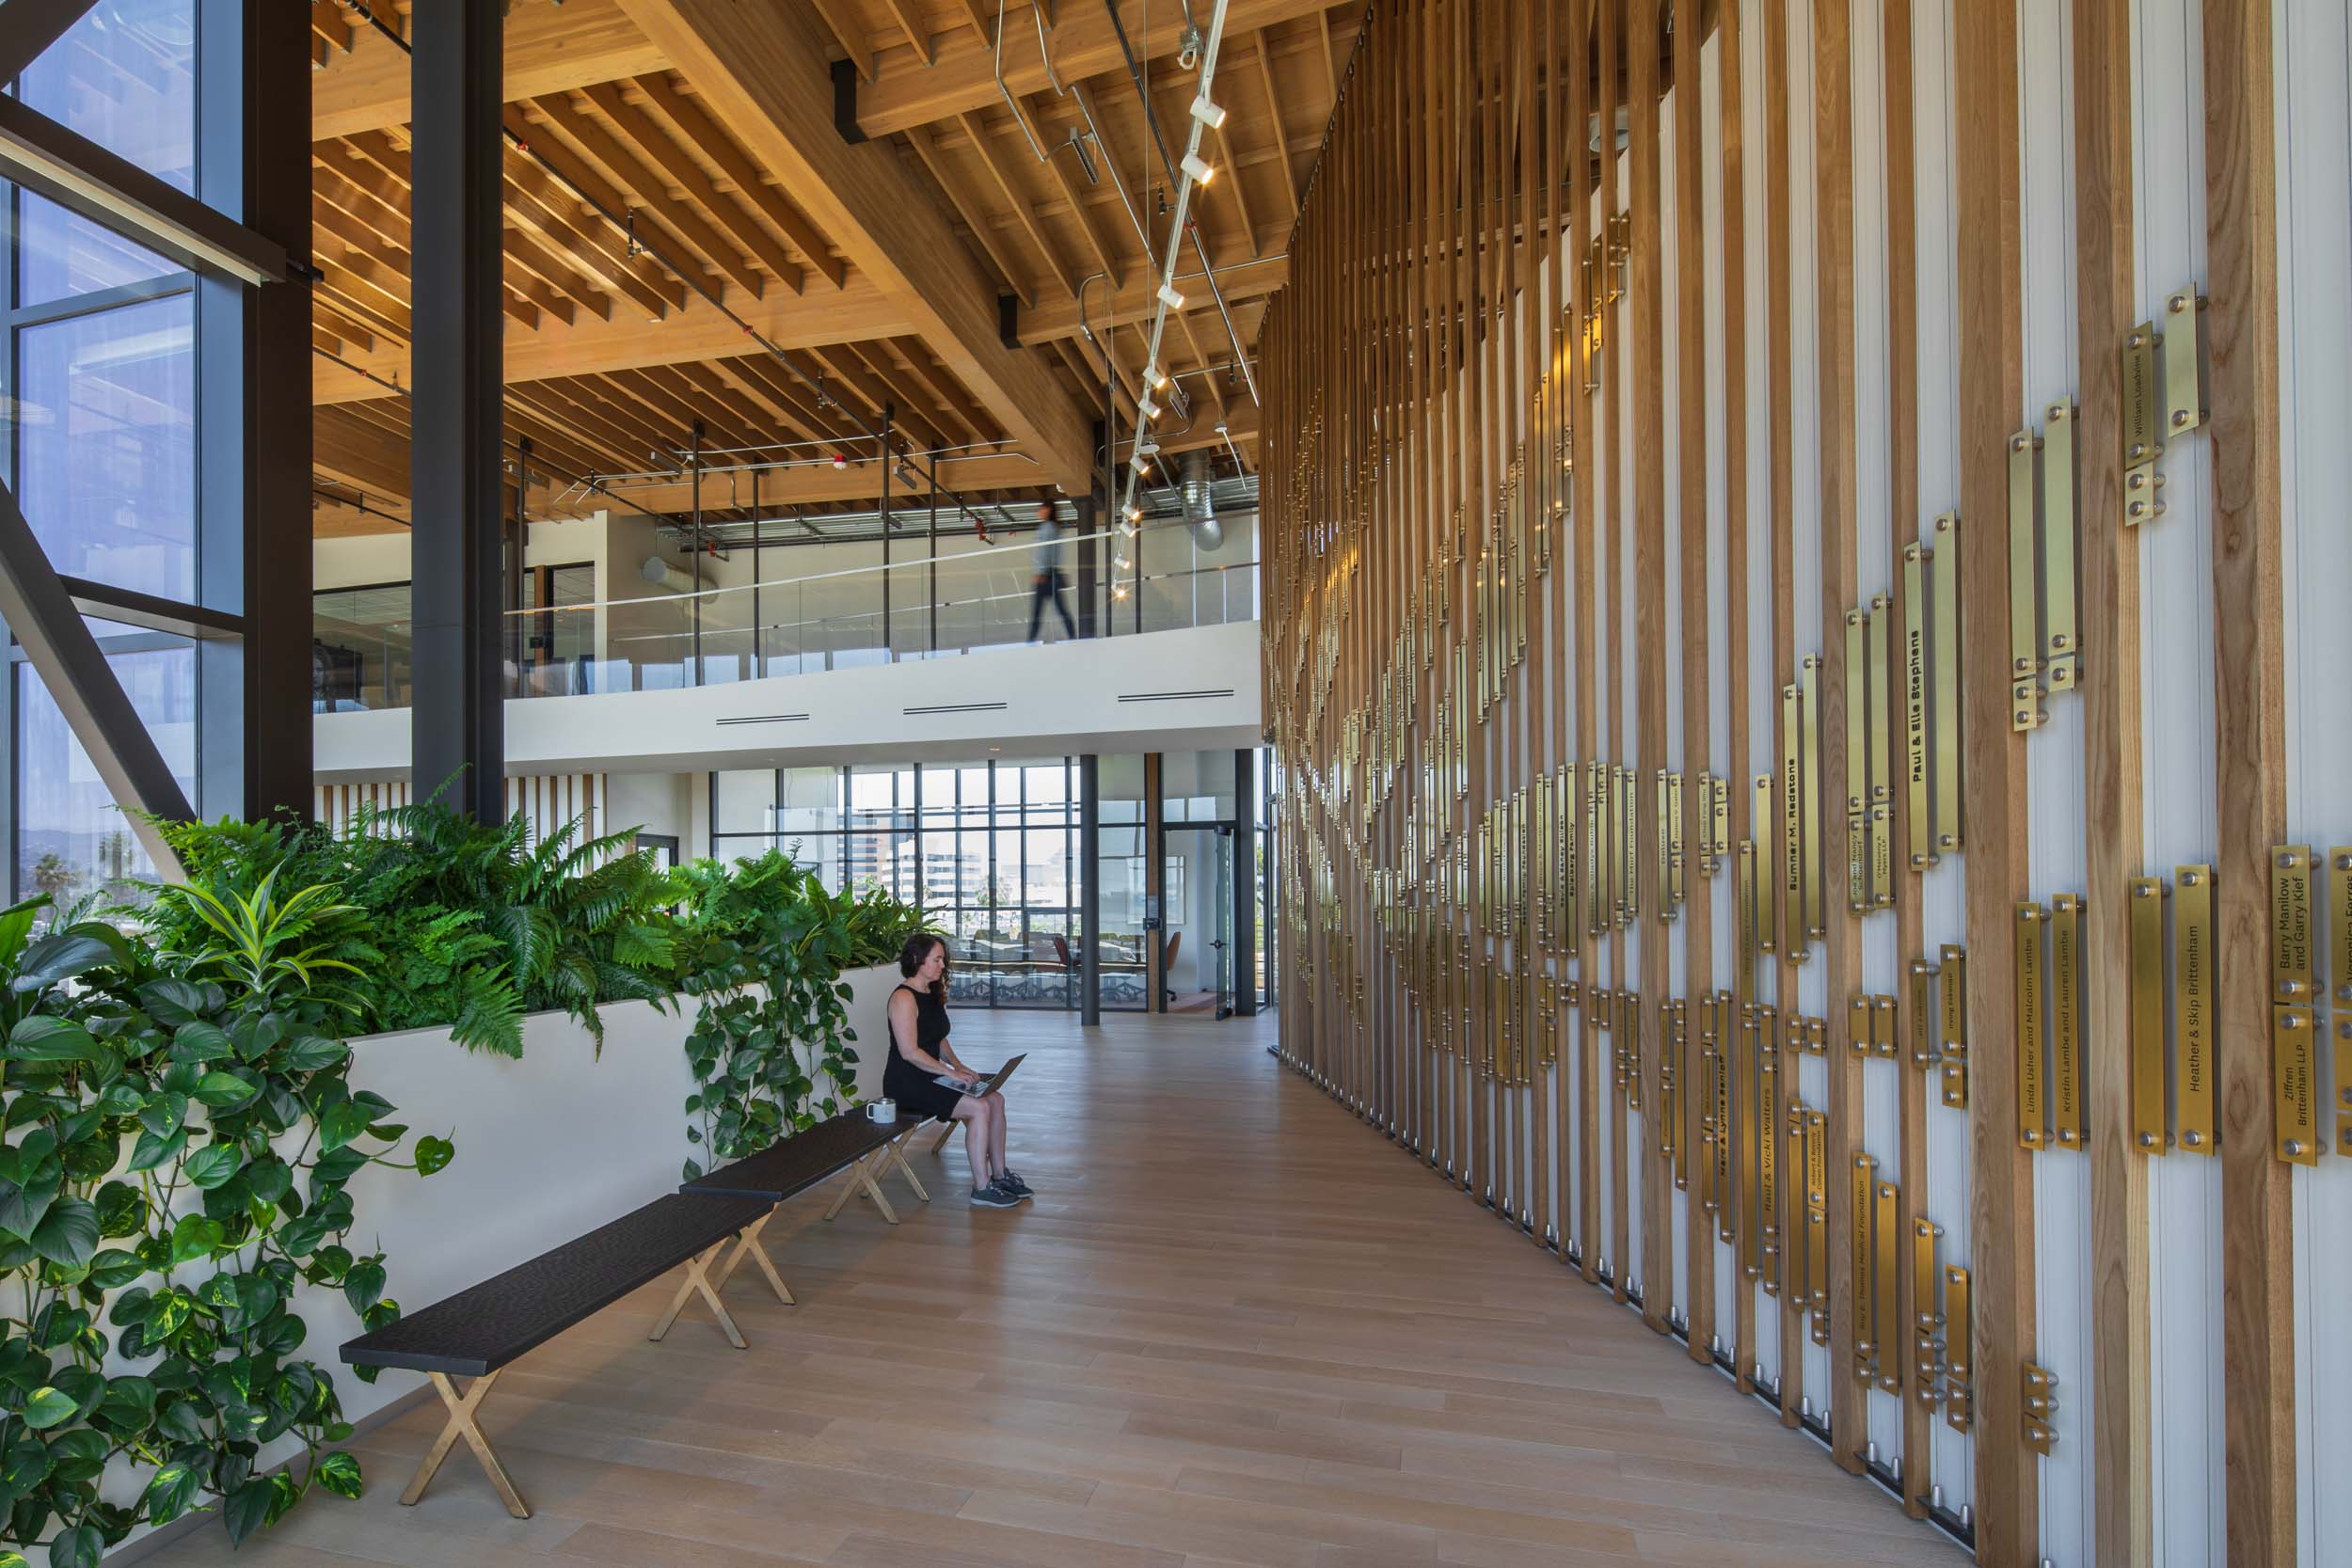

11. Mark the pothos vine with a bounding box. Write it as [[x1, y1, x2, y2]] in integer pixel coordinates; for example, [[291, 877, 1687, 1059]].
[[0, 873, 452, 1563]]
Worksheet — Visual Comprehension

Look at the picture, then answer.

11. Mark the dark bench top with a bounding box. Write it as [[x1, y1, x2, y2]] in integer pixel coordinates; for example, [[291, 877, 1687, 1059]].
[[680, 1109, 911, 1202], [340, 1191, 771, 1378]]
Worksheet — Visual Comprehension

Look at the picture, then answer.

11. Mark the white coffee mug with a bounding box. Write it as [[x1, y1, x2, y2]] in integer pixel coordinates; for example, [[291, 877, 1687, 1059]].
[[866, 1099, 898, 1123]]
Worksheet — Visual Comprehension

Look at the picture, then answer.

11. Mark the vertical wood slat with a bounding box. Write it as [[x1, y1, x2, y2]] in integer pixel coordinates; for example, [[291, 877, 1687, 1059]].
[[1569, 0, 1603, 1284], [1877, 0, 1932, 1521], [1761, 0, 1804, 1424], [1629, 0, 1672, 1335], [2201, 0, 2294, 1560], [1810, 0, 1867, 1471], [1952, 0, 2040, 1558], [2072, 0, 2154, 1557], [1719, 0, 1757, 1390], [1675, 0, 1716, 1365], [1597, 0, 1629, 1305]]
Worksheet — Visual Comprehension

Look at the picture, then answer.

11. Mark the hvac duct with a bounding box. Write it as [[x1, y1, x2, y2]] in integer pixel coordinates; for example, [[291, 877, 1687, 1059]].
[[1181, 451, 1224, 552], [641, 555, 704, 594]]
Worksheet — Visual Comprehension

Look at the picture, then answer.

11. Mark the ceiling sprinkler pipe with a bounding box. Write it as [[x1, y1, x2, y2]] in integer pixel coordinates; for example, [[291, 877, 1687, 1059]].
[[1182, 451, 1223, 552]]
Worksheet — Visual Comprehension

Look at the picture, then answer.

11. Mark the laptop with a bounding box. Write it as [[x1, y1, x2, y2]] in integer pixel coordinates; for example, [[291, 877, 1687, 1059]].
[[934, 1052, 1026, 1098]]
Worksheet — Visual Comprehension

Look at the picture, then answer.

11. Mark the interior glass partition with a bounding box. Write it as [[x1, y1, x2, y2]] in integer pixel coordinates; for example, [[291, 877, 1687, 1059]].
[[708, 756, 1108, 1009], [313, 520, 1260, 708]]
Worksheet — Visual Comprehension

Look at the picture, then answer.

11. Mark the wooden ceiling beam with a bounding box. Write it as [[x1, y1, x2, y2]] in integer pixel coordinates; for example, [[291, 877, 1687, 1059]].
[[891, 336, 997, 443], [809, 343, 946, 453], [629, 74, 846, 288], [850, 0, 1349, 139], [1018, 250, 1286, 342], [503, 382, 642, 468], [1252, 32, 1302, 220], [807, 0, 877, 81], [705, 358, 831, 446], [878, 0, 936, 67], [614, 0, 1096, 489], [314, 404, 410, 499], [582, 451, 1054, 515], [902, 120, 1036, 309], [854, 341, 980, 450], [955, 111, 1078, 300], [723, 354, 867, 446], [581, 81, 805, 294], [312, 0, 669, 140], [665, 360, 787, 448], [501, 225, 613, 322], [516, 96, 764, 300], [311, 162, 410, 250], [950, 0, 994, 50], [1037, 105, 1128, 291], [1209, 119, 1263, 259]]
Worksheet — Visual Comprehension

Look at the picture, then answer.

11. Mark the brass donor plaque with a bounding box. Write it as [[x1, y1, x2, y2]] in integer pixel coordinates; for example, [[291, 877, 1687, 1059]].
[[2274, 1005, 2320, 1165], [2014, 904, 2047, 1149], [2174, 866, 2217, 1152], [2271, 846, 2313, 1004], [2128, 878, 2168, 1153], [2051, 894, 2086, 1149]]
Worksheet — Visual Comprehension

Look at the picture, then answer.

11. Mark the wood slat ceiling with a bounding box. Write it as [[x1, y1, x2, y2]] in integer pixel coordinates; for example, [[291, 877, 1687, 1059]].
[[310, 0, 1350, 536]]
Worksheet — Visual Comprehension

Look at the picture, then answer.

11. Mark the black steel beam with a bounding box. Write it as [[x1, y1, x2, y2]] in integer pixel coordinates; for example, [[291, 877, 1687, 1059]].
[[0, 479, 191, 878], [0, 1, 97, 90], [0, 94, 282, 284], [407, 0, 506, 819]]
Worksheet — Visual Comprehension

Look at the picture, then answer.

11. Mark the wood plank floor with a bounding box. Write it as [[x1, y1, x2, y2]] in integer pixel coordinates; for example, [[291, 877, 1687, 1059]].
[[151, 1010, 1965, 1568]]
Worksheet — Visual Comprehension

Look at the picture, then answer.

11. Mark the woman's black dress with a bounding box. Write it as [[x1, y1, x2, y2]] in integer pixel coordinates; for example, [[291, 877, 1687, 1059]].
[[882, 981, 965, 1124]]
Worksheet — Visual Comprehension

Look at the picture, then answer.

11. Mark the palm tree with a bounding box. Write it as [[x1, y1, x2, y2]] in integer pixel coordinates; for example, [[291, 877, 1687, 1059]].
[[29, 853, 78, 899]]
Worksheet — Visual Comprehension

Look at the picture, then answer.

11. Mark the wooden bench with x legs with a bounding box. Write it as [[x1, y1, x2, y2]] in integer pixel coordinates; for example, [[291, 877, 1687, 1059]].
[[337, 1191, 771, 1519], [677, 1106, 931, 1299]]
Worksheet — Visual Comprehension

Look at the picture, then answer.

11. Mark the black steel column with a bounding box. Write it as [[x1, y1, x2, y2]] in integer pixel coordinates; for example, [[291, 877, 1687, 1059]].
[[407, 0, 504, 819], [1078, 752, 1101, 1026], [1232, 747, 1257, 1016], [220, 0, 310, 821], [1073, 496, 1099, 639]]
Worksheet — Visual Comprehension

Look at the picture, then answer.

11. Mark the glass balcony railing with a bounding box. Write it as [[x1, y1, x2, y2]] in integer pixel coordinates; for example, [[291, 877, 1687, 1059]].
[[312, 530, 1260, 713]]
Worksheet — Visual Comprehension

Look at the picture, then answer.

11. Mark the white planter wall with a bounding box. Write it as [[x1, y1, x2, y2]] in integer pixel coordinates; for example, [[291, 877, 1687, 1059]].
[[102, 963, 900, 1561]]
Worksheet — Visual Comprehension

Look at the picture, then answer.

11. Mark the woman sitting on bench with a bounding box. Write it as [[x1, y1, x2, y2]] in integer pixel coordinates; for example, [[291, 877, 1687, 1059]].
[[885, 934, 1032, 1209]]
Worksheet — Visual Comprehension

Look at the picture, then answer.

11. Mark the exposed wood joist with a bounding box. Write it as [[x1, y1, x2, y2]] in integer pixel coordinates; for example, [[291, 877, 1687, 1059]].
[[311, 0, 669, 140], [313, 272, 916, 404], [850, 0, 1346, 139], [615, 0, 1097, 490]]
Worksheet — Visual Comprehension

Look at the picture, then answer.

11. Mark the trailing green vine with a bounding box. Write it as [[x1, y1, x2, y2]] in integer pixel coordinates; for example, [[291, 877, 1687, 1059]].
[[672, 852, 914, 1179], [0, 874, 451, 1562]]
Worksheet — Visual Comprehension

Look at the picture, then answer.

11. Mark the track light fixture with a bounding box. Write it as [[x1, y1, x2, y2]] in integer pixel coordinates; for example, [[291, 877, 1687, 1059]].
[[1138, 394, 1159, 421], [1124, 501, 1143, 522], [1181, 150, 1216, 186], [1114, 554, 1132, 570], [1157, 280, 1186, 310], [1146, 362, 1168, 390], [1189, 93, 1226, 130]]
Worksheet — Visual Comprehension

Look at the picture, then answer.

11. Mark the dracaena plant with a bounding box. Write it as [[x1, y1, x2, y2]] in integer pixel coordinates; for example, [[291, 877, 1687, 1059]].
[[0, 872, 453, 1564]]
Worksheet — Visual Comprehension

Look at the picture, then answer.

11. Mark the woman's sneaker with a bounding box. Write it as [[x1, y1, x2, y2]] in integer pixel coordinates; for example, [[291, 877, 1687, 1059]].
[[970, 1183, 1022, 1209], [998, 1170, 1034, 1196]]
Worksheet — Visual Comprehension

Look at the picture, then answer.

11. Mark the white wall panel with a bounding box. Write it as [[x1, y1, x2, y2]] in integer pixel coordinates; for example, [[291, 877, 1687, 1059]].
[[2276, 3, 2352, 1564], [2131, 0, 2227, 1559]]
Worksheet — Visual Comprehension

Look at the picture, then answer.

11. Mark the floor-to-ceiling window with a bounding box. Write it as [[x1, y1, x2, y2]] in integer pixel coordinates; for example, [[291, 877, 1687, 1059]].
[[0, 0, 254, 911], [708, 757, 1120, 1008]]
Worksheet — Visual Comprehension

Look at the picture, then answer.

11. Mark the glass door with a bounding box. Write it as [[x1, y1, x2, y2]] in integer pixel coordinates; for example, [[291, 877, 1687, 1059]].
[[1210, 825, 1236, 1019]]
